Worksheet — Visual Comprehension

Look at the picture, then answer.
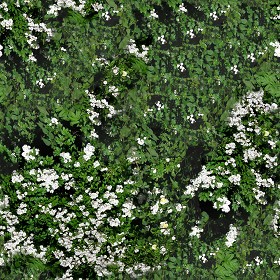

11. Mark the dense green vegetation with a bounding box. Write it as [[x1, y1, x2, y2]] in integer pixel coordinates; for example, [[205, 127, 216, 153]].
[[0, 1, 279, 279]]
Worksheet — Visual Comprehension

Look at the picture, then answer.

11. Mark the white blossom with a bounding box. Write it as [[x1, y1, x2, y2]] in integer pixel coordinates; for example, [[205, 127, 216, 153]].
[[228, 174, 241, 185], [11, 172, 24, 184], [178, 3, 188, 13], [83, 143, 95, 161], [22, 145, 39, 161], [1, 18, 13, 30], [60, 152, 72, 163], [189, 225, 203, 238], [213, 196, 231, 213], [225, 224, 238, 247], [149, 9, 159, 19]]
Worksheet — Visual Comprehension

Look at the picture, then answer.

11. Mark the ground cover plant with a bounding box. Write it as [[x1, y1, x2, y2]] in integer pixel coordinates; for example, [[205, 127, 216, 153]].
[[0, 0, 279, 279]]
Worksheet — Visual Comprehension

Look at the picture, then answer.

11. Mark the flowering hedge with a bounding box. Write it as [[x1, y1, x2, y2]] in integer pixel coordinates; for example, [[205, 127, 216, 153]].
[[0, 1, 279, 279]]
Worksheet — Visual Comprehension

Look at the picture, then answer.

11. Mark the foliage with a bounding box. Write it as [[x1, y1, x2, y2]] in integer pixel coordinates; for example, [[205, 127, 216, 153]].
[[0, 0, 279, 279]]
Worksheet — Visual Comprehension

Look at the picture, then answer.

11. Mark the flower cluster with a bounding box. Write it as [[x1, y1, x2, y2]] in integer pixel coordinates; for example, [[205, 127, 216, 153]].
[[0, 18, 13, 30], [125, 39, 149, 62], [22, 145, 39, 161], [213, 196, 231, 213], [1, 148, 160, 278], [47, 0, 86, 16], [228, 174, 241, 185], [225, 142, 236, 155], [83, 143, 95, 161], [178, 3, 188, 13], [269, 41, 280, 57], [60, 152, 72, 163], [225, 224, 238, 247], [247, 53, 256, 62], [177, 62, 186, 72], [36, 168, 60, 193], [86, 89, 118, 124], [149, 9, 159, 19], [230, 64, 239, 74], [184, 166, 219, 197], [186, 29, 195, 38], [189, 225, 204, 238], [157, 35, 167, 44], [186, 90, 278, 213]]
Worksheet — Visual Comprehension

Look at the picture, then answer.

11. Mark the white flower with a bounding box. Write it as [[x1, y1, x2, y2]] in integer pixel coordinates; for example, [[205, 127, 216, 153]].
[[225, 224, 238, 247], [247, 53, 255, 62], [160, 221, 168, 229], [92, 3, 103, 12], [36, 79, 45, 88], [175, 203, 185, 212], [50, 117, 59, 125], [151, 201, 159, 215], [186, 29, 195, 38], [213, 196, 231, 213], [187, 114, 196, 123], [157, 35, 166, 44], [28, 53, 37, 62], [87, 176, 93, 182], [228, 174, 241, 185], [177, 62, 186, 72], [108, 217, 121, 227], [112, 66, 119, 75], [159, 196, 169, 205], [230, 65, 239, 74], [155, 101, 164, 110], [189, 225, 204, 238], [37, 168, 59, 193], [269, 41, 280, 57], [29, 169, 36, 176], [178, 3, 188, 13], [60, 152, 72, 163], [253, 187, 267, 204], [22, 145, 39, 161], [225, 142, 236, 155], [125, 39, 149, 62], [199, 254, 208, 263], [263, 154, 277, 169], [11, 172, 24, 183], [160, 246, 167, 255], [268, 140, 276, 149], [1, 18, 13, 30], [102, 11, 111, 21], [137, 137, 146, 145], [210, 11, 218, 20], [149, 9, 159, 19], [243, 147, 262, 162], [254, 256, 263, 266], [83, 143, 95, 161]]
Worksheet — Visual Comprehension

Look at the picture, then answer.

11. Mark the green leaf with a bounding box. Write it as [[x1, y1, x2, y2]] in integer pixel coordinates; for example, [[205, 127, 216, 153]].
[[42, 137, 51, 146], [106, 0, 118, 9], [120, 126, 131, 138], [119, 36, 130, 49], [243, 79, 254, 90], [146, 147, 158, 158], [38, 106, 48, 116]]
